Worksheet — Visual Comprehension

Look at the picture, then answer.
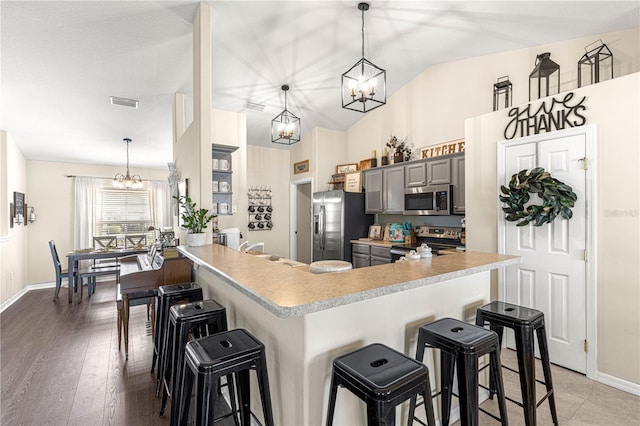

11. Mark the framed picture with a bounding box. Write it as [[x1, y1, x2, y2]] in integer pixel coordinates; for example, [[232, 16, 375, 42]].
[[336, 163, 358, 174], [344, 171, 362, 193], [368, 224, 382, 240], [293, 159, 309, 174], [13, 192, 25, 226]]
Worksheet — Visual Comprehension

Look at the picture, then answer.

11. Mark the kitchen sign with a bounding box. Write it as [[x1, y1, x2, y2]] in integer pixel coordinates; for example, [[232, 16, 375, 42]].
[[420, 139, 465, 159], [504, 92, 587, 140]]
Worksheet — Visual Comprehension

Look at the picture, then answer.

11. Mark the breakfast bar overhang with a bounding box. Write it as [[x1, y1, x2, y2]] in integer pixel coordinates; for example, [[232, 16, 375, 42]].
[[179, 244, 520, 425]]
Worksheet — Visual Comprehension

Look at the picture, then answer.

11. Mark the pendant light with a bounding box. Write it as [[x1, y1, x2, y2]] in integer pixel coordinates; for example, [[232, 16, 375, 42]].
[[113, 138, 143, 189], [341, 2, 386, 113], [271, 84, 301, 145]]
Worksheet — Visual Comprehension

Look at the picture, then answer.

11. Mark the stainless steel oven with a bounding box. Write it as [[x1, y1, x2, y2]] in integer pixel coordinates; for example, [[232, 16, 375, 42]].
[[389, 226, 463, 262], [403, 184, 452, 215]]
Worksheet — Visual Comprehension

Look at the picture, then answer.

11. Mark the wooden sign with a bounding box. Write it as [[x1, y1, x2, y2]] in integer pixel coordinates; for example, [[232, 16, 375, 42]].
[[420, 139, 465, 159], [344, 171, 362, 193]]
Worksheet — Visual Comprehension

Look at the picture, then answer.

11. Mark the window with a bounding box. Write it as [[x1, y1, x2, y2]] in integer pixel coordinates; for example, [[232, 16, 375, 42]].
[[95, 188, 153, 244]]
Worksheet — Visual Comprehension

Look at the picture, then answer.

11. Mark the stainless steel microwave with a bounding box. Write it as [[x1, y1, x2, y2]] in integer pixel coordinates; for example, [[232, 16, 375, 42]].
[[404, 184, 452, 215]]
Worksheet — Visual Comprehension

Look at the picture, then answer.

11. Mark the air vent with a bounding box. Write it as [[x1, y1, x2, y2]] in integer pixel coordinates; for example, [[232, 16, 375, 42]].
[[244, 101, 265, 111], [110, 96, 139, 108]]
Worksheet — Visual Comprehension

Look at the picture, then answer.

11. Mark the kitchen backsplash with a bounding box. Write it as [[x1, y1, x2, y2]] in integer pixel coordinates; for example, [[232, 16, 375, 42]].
[[373, 214, 464, 229]]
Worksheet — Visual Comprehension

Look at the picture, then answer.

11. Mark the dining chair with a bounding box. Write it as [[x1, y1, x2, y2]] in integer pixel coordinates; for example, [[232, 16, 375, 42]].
[[77, 261, 121, 302], [49, 240, 71, 301]]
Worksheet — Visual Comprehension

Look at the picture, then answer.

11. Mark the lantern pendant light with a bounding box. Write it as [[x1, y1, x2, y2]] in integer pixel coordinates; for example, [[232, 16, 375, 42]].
[[341, 2, 386, 113], [271, 84, 301, 145]]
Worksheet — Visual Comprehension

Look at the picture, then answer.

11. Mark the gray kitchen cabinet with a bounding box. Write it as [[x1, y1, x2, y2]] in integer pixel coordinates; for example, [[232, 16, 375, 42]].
[[452, 154, 465, 214], [364, 169, 383, 213], [383, 165, 404, 214], [426, 158, 451, 185], [351, 243, 391, 267], [364, 165, 403, 214], [404, 162, 427, 187]]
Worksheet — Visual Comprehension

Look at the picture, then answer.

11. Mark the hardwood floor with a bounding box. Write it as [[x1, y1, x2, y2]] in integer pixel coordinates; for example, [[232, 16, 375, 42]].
[[1, 280, 170, 425]]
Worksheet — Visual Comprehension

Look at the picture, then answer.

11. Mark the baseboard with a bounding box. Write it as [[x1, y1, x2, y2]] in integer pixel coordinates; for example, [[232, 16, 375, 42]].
[[0, 281, 58, 313], [595, 371, 640, 396]]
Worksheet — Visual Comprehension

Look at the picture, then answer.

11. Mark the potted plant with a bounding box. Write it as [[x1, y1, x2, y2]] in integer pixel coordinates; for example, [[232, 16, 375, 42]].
[[386, 136, 413, 163], [175, 195, 215, 246]]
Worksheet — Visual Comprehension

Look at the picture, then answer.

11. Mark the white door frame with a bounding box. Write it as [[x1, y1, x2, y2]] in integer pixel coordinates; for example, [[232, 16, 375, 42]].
[[289, 177, 313, 261], [497, 124, 597, 379]]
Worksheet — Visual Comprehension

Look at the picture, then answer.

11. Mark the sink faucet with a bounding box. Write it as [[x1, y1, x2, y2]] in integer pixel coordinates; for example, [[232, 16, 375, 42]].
[[237, 241, 265, 253]]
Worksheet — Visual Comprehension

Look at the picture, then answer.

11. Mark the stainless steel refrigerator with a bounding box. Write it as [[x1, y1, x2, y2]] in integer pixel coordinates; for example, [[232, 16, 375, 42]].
[[312, 190, 374, 262]]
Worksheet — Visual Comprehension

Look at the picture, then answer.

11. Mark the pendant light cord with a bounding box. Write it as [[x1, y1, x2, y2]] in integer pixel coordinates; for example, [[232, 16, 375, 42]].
[[361, 6, 365, 59]]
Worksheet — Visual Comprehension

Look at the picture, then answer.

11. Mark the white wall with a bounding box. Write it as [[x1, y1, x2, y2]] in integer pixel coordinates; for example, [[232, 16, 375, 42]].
[[247, 145, 291, 257], [1, 131, 28, 305]]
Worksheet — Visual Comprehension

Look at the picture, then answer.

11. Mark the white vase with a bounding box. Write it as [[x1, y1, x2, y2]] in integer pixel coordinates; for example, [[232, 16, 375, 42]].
[[186, 232, 207, 247]]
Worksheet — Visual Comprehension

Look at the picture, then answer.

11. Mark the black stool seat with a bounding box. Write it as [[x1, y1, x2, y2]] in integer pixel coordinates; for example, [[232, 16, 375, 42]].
[[476, 301, 558, 426], [161, 299, 233, 421], [326, 343, 435, 426], [176, 328, 274, 426], [153, 282, 202, 396], [408, 318, 508, 426]]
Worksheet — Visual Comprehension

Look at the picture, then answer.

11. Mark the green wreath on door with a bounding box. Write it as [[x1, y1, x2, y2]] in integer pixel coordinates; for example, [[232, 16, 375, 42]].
[[500, 167, 577, 227]]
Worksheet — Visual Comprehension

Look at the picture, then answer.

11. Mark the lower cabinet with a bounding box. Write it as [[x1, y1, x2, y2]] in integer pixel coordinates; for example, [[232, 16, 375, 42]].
[[352, 243, 391, 268]]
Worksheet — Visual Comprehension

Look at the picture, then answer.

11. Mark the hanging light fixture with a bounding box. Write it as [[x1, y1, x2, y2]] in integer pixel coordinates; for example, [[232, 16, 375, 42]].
[[271, 84, 301, 145], [341, 2, 386, 113], [113, 138, 143, 189]]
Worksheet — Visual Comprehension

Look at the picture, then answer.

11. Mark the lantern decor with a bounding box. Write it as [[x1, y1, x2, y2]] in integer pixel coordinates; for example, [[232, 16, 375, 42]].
[[341, 2, 386, 113], [529, 52, 560, 101], [493, 76, 513, 111], [578, 39, 613, 88], [271, 84, 301, 145]]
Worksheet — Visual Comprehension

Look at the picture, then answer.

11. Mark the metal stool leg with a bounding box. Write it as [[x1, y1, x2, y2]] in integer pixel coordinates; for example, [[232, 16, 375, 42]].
[[515, 326, 537, 426], [537, 325, 559, 425]]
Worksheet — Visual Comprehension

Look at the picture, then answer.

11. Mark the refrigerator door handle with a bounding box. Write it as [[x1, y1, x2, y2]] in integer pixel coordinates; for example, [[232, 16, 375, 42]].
[[319, 205, 326, 250]]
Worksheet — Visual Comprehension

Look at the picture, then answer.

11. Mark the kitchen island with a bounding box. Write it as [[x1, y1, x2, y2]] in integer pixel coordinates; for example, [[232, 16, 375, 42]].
[[178, 244, 519, 425]]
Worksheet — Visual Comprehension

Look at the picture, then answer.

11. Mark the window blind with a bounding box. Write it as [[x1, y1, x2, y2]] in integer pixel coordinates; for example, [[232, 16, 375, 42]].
[[95, 188, 151, 235]]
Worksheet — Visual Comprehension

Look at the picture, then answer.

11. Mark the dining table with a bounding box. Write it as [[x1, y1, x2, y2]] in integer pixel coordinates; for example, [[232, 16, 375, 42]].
[[66, 247, 148, 303]]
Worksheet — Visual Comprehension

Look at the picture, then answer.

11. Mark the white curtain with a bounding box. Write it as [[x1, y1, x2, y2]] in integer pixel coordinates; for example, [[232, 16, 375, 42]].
[[149, 180, 172, 230], [73, 177, 102, 250]]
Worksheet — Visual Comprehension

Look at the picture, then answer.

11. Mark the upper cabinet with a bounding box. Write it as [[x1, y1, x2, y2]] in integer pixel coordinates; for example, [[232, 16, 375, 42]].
[[451, 155, 465, 214], [212, 144, 238, 215], [364, 165, 404, 214], [404, 162, 427, 187], [426, 158, 451, 185]]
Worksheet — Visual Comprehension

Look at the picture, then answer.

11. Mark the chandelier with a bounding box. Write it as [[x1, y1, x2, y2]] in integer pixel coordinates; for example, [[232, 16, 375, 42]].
[[271, 84, 301, 145], [113, 138, 143, 189], [341, 2, 386, 113]]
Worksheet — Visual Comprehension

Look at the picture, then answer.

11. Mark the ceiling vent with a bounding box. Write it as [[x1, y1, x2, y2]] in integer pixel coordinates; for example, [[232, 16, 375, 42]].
[[110, 96, 139, 108], [244, 101, 265, 112]]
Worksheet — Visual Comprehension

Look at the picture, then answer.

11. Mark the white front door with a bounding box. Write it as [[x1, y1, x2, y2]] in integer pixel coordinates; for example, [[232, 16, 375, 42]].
[[500, 130, 588, 373]]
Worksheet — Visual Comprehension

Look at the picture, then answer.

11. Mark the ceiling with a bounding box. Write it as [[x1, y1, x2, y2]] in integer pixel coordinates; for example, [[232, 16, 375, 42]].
[[2, 1, 638, 170]]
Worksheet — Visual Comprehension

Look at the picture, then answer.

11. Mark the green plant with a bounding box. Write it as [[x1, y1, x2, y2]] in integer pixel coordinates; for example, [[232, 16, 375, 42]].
[[500, 167, 577, 227], [174, 195, 215, 233]]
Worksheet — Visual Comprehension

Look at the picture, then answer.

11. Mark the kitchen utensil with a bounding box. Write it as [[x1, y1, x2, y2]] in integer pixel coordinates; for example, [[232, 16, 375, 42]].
[[406, 250, 421, 260]]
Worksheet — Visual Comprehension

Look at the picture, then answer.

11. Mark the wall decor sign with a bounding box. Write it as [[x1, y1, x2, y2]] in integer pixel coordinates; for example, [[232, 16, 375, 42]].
[[336, 163, 358, 174], [420, 139, 465, 159], [293, 159, 309, 174], [504, 92, 587, 140], [344, 171, 362, 193]]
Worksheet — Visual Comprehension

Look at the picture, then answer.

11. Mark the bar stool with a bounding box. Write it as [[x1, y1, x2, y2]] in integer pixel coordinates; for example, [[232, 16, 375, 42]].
[[160, 299, 235, 422], [476, 301, 558, 426], [408, 318, 508, 426], [326, 343, 436, 426], [153, 282, 203, 395], [176, 328, 275, 426]]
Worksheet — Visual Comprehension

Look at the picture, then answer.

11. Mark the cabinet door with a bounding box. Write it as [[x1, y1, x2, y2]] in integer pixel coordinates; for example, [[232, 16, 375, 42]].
[[452, 155, 465, 214], [352, 253, 370, 268], [404, 161, 427, 187], [383, 166, 404, 213], [370, 256, 390, 266], [364, 170, 383, 213], [426, 158, 451, 185]]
